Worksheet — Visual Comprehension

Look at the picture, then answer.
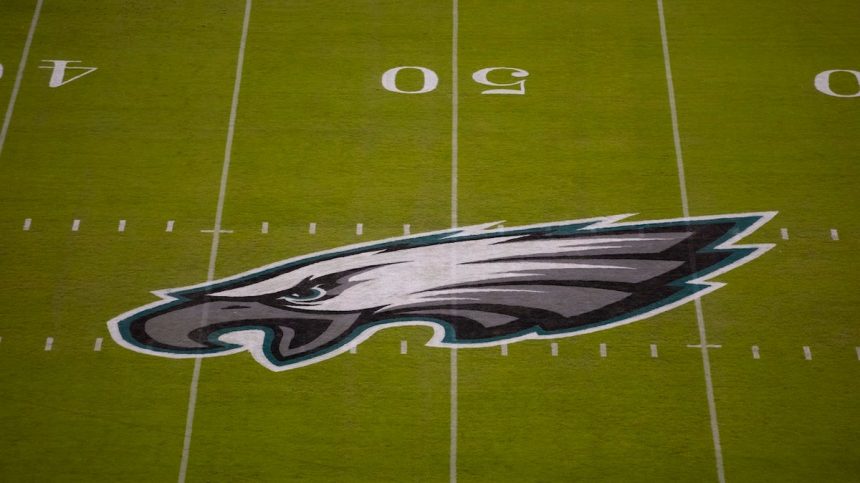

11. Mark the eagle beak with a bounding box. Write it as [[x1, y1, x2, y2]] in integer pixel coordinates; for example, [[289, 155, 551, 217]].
[[131, 299, 358, 361]]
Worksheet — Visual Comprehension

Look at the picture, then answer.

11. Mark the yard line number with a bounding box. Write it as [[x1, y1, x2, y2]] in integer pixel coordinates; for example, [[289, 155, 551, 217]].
[[382, 66, 529, 95], [815, 69, 860, 98]]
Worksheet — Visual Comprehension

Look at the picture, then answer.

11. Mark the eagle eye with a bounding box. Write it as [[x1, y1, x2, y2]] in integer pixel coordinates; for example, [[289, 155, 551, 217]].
[[275, 284, 326, 304]]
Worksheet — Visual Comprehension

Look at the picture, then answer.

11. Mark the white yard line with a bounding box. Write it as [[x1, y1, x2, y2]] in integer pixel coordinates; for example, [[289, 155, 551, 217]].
[[0, 0, 43, 160], [830, 229, 839, 241], [599, 342, 607, 358], [308, 222, 316, 234], [356, 223, 363, 236], [23, 218, 31, 231], [449, 2, 460, 482], [650, 343, 659, 358], [803, 346, 812, 360], [751, 345, 760, 360], [657, 2, 725, 482], [261, 221, 269, 234], [44, 337, 53, 351], [71, 219, 80, 232], [166, 220, 175, 232], [400, 340, 408, 354], [118, 219, 126, 232], [551, 342, 558, 357], [177, 1, 252, 482]]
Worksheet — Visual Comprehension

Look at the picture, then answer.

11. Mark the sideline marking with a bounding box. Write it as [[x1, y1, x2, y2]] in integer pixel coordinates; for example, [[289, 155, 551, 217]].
[[403, 224, 411, 235], [166, 220, 175, 232], [650, 344, 659, 358], [118, 220, 126, 232], [0, 0, 44, 159], [94, 337, 103, 352], [830, 229, 839, 241], [658, 2, 724, 481], [178, 2, 252, 482], [551, 342, 558, 356], [356, 223, 363, 236], [309, 222, 317, 235], [803, 346, 812, 360], [500, 343, 508, 356], [400, 340, 408, 354], [752, 345, 760, 359], [261, 222, 268, 234], [71, 219, 81, 232], [44, 337, 53, 351], [599, 343, 607, 358], [780, 228, 788, 240], [349, 345, 357, 354], [449, 2, 460, 482], [23, 218, 31, 231]]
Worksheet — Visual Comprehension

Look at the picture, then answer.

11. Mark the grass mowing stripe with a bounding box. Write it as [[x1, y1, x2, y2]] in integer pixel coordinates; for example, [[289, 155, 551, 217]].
[[657, 1, 725, 482], [0, 0, 43, 160], [450, 1, 460, 482], [177, 1, 253, 482]]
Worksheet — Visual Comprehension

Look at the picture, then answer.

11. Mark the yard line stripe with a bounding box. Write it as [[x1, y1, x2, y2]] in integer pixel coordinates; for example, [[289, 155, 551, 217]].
[[44, 337, 53, 351], [449, 2, 460, 482], [403, 223, 411, 235], [401, 340, 408, 354], [308, 222, 316, 235], [780, 228, 788, 240], [751, 345, 760, 359], [550, 342, 558, 356], [261, 221, 268, 234], [178, 2, 252, 482], [23, 218, 31, 231], [0, 0, 43, 160], [166, 220, 175, 232], [657, 2, 724, 481], [651, 344, 659, 358], [118, 219, 126, 232], [599, 342, 607, 358], [803, 346, 812, 360], [356, 223, 363, 236], [500, 344, 508, 356], [830, 229, 839, 241], [71, 219, 80, 232], [93, 337, 103, 352]]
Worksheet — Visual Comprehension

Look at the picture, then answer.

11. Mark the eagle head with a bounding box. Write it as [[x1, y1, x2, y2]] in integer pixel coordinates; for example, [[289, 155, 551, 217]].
[[108, 213, 775, 370]]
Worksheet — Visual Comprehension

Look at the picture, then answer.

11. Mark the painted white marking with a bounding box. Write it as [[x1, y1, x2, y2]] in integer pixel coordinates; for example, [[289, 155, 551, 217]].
[[450, 4, 460, 482], [0, 0, 43, 160], [261, 222, 269, 234], [0, 336, 3, 345], [23, 218, 31, 231], [199, 229, 234, 234], [309, 222, 317, 235], [400, 340, 408, 354], [856, 347, 860, 361], [780, 228, 788, 240], [71, 219, 80, 232], [179, 2, 252, 482], [349, 345, 357, 354], [166, 220, 175, 232], [472, 67, 529, 95], [44, 337, 53, 351], [118, 220, 126, 232], [752, 345, 760, 359], [659, 2, 724, 480], [381, 66, 439, 94], [830, 229, 839, 241], [500, 343, 508, 356], [803, 346, 812, 360], [38, 60, 97, 87], [94, 337, 103, 352], [403, 224, 411, 235], [599, 343, 607, 358], [815, 69, 860, 97], [550, 342, 558, 356], [356, 223, 363, 236], [650, 344, 659, 358], [687, 344, 722, 349]]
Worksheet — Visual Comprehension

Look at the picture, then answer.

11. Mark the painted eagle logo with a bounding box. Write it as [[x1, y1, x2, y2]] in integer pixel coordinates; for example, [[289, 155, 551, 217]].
[[108, 213, 775, 371]]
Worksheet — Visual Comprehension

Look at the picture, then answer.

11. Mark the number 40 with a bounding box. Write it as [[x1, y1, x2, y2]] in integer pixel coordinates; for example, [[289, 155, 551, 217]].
[[382, 66, 529, 95]]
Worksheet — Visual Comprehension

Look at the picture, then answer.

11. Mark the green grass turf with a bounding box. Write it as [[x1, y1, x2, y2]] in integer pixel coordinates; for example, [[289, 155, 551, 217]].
[[0, 0, 858, 481]]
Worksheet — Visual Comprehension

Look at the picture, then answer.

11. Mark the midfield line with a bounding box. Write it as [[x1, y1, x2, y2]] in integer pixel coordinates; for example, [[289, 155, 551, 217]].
[[657, 2, 726, 483], [0, 0, 44, 160], [177, 1, 253, 482], [449, 1, 459, 482]]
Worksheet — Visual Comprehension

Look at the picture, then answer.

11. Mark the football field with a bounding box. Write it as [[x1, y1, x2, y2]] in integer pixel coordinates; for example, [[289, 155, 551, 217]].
[[0, 1, 858, 481]]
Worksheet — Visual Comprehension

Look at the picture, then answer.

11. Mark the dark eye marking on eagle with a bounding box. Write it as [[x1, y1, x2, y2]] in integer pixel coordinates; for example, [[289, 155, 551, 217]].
[[108, 213, 775, 371]]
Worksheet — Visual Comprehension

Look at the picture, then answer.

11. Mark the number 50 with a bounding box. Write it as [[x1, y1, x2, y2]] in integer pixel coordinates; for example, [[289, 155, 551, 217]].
[[381, 66, 529, 95]]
